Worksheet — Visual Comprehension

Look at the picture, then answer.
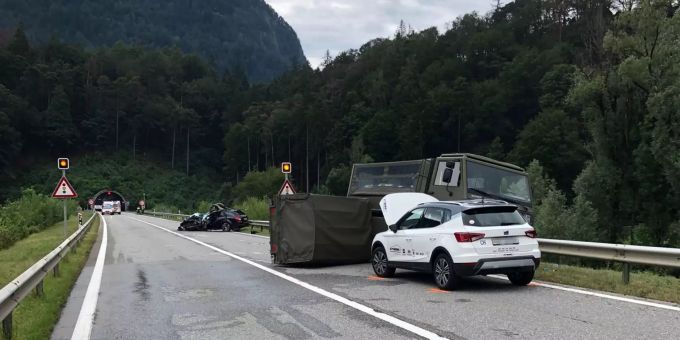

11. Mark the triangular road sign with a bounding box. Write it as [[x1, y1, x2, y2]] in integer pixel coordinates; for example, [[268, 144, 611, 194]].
[[52, 176, 78, 198], [278, 179, 296, 195]]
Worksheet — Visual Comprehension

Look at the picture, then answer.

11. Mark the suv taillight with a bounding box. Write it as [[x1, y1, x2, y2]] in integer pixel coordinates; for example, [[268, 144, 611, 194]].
[[233, 215, 241, 222], [454, 232, 485, 242], [525, 229, 537, 238]]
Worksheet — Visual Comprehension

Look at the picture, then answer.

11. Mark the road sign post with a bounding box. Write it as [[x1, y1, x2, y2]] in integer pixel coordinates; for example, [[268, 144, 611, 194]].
[[279, 162, 295, 195], [62, 170, 66, 237], [52, 159, 78, 238]]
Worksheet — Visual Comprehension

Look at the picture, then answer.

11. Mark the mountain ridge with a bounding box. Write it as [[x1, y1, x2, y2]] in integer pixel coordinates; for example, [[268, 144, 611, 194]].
[[0, 0, 307, 82]]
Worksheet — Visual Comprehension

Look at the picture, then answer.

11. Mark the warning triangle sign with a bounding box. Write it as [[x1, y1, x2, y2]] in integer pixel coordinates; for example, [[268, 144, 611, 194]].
[[278, 179, 296, 195], [51, 176, 78, 198]]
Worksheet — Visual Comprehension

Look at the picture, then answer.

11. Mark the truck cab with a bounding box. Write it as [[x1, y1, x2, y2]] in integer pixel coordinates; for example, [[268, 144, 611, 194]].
[[347, 153, 533, 223]]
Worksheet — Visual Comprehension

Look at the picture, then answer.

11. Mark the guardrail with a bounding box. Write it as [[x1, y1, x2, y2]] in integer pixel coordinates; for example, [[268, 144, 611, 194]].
[[142, 211, 680, 283], [537, 238, 680, 283], [0, 213, 98, 339]]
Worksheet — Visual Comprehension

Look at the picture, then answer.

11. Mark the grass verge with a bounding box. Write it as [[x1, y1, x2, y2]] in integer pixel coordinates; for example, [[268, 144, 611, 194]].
[[0, 213, 100, 340], [535, 262, 680, 305]]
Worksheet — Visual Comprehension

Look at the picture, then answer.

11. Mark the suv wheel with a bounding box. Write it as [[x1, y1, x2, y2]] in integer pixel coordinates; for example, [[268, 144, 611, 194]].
[[508, 270, 534, 286], [433, 253, 460, 290], [372, 246, 395, 277]]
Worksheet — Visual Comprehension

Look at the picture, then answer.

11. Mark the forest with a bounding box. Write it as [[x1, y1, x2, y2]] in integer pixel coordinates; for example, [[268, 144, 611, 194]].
[[0, 0, 306, 82], [0, 0, 679, 247]]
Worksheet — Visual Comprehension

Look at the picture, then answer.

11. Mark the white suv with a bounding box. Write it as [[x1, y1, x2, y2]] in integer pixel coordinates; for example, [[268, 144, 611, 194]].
[[371, 193, 540, 290]]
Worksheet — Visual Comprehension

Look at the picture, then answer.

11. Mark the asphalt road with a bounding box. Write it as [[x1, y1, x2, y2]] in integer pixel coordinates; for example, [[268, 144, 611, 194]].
[[53, 213, 680, 340]]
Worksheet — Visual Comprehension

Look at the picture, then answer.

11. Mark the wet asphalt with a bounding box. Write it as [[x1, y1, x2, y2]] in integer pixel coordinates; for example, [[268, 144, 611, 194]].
[[53, 213, 680, 340]]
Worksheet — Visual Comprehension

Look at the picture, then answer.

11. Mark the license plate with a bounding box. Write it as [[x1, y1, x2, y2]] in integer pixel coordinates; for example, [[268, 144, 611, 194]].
[[492, 237, 519, 246]]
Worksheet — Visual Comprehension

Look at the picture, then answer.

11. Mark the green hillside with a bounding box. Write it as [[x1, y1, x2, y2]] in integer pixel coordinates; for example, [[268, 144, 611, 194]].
[[0, 0, 306, 82]]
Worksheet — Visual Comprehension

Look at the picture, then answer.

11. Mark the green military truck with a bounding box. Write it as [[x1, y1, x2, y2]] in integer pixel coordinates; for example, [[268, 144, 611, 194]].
[[347, 153, 533, 223], [270, 153, 533, 264]]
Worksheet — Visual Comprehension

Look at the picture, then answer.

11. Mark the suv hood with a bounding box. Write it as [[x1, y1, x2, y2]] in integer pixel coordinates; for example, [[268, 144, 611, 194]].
[[379, 193, 438, 225]]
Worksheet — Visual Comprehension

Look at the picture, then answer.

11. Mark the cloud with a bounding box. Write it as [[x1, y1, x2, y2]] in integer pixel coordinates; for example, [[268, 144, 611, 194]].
[[266, 0, 496, 67]]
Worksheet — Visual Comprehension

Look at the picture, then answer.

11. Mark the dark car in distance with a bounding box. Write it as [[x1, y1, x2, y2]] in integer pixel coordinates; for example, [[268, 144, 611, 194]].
[[178, 208, 249, 232]]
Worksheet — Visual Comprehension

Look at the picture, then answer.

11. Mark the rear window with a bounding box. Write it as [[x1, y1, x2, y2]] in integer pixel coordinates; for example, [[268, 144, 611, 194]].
[[462, 206, 525, 227]]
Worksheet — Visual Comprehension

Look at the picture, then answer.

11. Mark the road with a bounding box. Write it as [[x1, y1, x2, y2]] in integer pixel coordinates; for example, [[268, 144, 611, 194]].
[[52, 213, 680, 340]]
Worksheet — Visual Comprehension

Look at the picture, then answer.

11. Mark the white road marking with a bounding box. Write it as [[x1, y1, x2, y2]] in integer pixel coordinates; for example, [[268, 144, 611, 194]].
[[487, 275, 680, 312], [127, 216, 449, 340], [72, 214, 108, 340]]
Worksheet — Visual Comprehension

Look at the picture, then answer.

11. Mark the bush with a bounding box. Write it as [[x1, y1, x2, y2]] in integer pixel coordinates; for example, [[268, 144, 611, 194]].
[[230, 168, 284, 203], [234, 196, 269, 220], [0, 189, 77, 249]]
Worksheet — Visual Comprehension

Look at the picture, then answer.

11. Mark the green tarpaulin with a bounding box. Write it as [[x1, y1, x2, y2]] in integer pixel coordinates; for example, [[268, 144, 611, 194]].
[[271, 194, 386, 265]]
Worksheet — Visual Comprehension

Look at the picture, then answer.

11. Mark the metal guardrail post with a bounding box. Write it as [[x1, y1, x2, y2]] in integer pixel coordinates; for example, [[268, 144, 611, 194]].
[[623, 263, 631, 284], [2, 312, 11, 339], [53, 263, 60, 277], [35, 280, 44, 297]]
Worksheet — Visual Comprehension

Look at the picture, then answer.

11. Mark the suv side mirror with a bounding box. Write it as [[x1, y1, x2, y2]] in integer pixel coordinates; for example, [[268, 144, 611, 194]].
[[442, 168, 453, 183], [388, 224, 398, 233]]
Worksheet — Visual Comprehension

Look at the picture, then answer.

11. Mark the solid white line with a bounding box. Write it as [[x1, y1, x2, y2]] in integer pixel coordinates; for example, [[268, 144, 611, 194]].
[[487, 274, 680, 312], [126, 216, 448, 340], [71, 214, 108, 340]]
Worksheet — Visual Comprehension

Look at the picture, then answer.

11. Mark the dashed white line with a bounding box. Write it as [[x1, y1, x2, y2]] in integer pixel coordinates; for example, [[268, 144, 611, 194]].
[[71, 214, 108, 340], [126, 216, 449, 340]]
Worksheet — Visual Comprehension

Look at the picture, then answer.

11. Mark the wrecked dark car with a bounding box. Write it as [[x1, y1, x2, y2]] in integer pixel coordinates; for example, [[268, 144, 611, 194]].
[[178, 213, 205, 231], [177, 205, 249, 232], [203, 209, 249, 231]]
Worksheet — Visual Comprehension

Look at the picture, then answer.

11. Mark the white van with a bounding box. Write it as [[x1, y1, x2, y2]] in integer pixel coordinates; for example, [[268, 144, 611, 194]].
[[102, 201, 115, 215]]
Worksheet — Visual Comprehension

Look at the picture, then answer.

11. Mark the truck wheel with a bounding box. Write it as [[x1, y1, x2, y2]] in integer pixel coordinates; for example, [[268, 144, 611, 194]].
[[508, 270, 534, 286], [372, 246, 395, 277]]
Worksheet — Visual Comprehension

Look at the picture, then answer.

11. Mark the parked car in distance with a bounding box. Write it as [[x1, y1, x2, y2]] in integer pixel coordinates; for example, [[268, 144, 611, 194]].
[[371, 193, 540, 290]]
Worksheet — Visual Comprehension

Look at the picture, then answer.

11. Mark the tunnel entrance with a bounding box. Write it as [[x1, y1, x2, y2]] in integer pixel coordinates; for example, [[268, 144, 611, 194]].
[[92, 190, 128, 211]]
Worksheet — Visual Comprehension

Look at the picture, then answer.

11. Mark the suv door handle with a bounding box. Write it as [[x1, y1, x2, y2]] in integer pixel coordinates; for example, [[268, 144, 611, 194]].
[[429, 237, 437, 241], [405, 238, 412, 242]]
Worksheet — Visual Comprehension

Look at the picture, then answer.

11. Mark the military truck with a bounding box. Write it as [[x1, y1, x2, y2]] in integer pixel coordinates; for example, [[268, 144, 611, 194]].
[[270, 153, 533, 264], [347, 153, 533, 223]]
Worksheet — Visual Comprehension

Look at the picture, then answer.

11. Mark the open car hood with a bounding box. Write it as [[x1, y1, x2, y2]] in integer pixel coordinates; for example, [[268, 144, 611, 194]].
[[379, 193, 438, 226]]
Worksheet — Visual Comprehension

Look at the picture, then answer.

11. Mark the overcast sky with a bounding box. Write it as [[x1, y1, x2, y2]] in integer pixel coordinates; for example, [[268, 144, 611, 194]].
[[266, 0, 498, 68]]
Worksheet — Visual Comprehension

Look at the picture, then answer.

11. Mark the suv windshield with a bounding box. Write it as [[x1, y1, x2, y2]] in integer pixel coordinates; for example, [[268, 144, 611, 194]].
[[466, 161, 531, 205], [348, 161, 423, 195], [462, 206, 525, 227]]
